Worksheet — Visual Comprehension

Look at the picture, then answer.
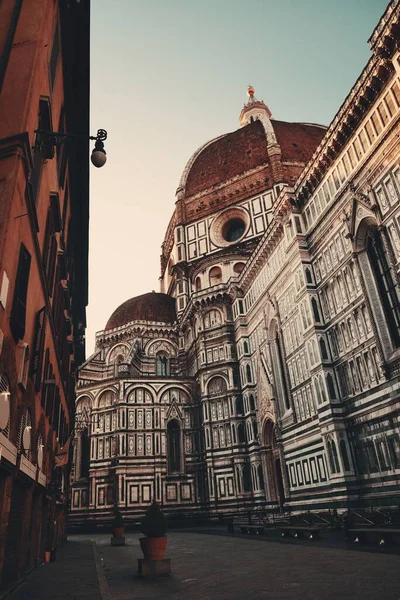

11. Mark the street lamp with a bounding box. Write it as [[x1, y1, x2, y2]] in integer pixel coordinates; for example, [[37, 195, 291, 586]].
[[90, 132, 107, 168], [33, 128, 108, 168]]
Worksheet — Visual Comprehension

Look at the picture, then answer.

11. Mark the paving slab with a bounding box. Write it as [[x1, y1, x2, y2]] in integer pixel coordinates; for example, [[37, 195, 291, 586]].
[[8, 540, 102, 600], [90, 531, 400, 600]]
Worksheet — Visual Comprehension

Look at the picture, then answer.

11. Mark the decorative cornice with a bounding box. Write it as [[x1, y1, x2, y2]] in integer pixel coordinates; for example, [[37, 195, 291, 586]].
[[294, 4, 400, 205], [95, 320, 178, 348]]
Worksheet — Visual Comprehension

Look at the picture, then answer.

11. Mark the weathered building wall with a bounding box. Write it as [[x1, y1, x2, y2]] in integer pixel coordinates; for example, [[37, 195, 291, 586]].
[[0, 0, 90, 588]]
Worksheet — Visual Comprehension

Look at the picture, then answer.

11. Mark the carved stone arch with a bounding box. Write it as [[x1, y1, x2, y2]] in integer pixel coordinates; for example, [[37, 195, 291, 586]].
[[95, 388, 117, 409], [260, 417, 287, 505], [124, 382, 154, 399], [105, 342, 130, 364], [203, 307, 223, 329], [267, 317, 279, 341], [126, 386, 154, 404], [146, 338, 177, 357], [76, 395, 93, 423], [76, 392, 94, 410], [205, 374, 229, 395], [160, 385, 191, 406], [354, 214, 379, 253]]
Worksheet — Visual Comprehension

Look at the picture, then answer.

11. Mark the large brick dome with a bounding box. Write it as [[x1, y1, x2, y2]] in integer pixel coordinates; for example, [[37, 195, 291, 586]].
[[105, 292, 176, 330], [184, 119, 326, 199]]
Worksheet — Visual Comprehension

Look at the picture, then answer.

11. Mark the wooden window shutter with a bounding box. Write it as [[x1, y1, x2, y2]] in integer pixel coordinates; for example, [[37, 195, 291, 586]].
[[10, 244, 31, 341], [30, 307, 47, 392]]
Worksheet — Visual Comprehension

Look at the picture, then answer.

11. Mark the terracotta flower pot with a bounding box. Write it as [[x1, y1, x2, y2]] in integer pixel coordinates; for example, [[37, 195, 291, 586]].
[[113, 526, 124, 538], [139, 535, 167, 560], [44, 551, 51, 564]]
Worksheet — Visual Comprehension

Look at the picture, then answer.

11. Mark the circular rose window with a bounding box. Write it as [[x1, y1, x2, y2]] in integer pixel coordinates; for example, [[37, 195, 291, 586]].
[[222, 218, 246, 242], [210, 207, 250, 248]]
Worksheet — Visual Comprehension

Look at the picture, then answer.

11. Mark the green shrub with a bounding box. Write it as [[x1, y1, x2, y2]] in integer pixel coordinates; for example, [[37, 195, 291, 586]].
[[141, 501, 167, 537]]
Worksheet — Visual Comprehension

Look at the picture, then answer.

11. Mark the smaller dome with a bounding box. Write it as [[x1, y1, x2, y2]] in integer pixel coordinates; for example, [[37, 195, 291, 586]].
[[105, 292, 176, 330]]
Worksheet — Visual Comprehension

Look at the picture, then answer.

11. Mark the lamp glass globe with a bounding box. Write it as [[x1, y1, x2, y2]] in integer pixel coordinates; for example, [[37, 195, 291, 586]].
[[91, 150, 107, 168]]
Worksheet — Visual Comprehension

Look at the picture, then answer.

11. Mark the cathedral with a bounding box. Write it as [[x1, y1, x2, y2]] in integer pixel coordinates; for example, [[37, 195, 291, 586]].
[[71, 2, 400, 525]]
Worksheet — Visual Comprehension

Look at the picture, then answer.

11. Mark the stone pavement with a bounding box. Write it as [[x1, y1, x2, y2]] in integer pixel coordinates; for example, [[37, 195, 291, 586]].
[[6, 531, 400, 600], [93, 531, 400, 600], [8, 540, 103, 600]]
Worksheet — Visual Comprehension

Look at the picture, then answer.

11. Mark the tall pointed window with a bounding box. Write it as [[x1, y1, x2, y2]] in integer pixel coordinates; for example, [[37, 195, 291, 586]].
[[367, 227, 400, 347], [269, 323, 290, 413], [156, 352, 169, 376], [167, 420, 182, 473], [243, 463, 252, 492]]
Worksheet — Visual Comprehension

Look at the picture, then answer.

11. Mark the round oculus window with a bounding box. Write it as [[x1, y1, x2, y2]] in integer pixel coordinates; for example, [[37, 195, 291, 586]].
[[222, 218, 246, 243], [209, 207, 250, 248]]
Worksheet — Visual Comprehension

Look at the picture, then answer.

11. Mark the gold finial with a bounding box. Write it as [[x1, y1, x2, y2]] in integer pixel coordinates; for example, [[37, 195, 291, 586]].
[[247, 85, 255, 97]]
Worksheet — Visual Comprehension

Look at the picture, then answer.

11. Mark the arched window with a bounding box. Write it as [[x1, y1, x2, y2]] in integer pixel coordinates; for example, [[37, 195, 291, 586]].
[[209, 266, 222, 287], [308, 341, 315, 365], [305, 268, 313, 284], [233, 262, 245, 275], [208, 376, 227, 395], [327, 440, 336, 474], [98, 391, 114, 408], [314, 377, 322, 405], [235, 396, 244, 415], [238, 422, 246, 443], [236, 466, 242, 492], [167, 420, 182, 473], [252, 420, 258, 439], [312, 298, 321, 322], [366, 227, 400, 347], [365, 440, 379, 472], [319, 338, 328, 360], [246, 364, 252, 383], [249, 394, 255, 411], [195, 276, 202, 292], [204, 309, 222, 329], [340, 439, 351, 472], [243, 341, 249, 354], [156, 352, 169, 376], [257, 464, 264, 491], [243, 463, 252, 492], [270, 325, 290, 412], [326, 373, 336, 400], [319, 375, 327, 403], [331, 440, 340, 472]]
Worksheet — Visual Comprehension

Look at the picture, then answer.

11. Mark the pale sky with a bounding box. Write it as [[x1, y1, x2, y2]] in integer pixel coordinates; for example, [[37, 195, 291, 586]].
[[87, 0, 387, 356]]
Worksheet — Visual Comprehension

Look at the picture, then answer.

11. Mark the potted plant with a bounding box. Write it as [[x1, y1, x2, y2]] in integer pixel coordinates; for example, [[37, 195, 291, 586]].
[[139, 501, 168, 560], [112, 508, 125, 538]]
